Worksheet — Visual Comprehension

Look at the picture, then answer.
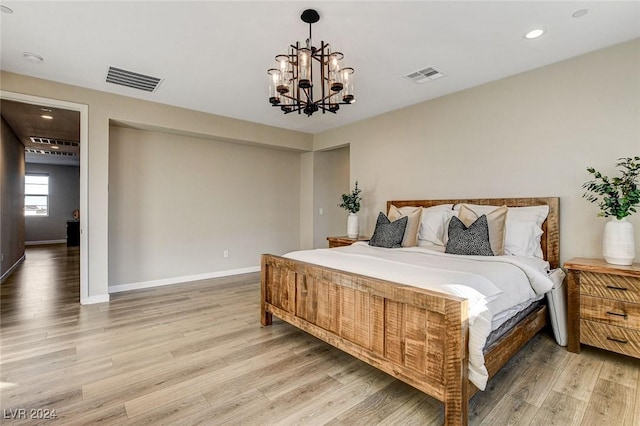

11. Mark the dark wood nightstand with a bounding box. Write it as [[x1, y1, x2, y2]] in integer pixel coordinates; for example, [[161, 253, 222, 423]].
[[564, 257, 640, 359], [327, 236, 370, 248]]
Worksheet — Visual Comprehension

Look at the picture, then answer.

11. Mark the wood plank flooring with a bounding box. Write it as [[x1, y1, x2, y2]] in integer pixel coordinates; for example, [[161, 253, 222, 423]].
[[1, 244, 639, 425]]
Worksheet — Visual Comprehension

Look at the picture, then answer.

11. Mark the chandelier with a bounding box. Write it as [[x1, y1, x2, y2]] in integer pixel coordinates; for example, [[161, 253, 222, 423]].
[[267, 9, 355, 117]]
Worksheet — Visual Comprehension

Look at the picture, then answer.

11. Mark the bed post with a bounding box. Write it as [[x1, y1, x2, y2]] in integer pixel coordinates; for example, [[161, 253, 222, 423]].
[[260, 255, 272, 326], [444, 299, 469, 426]]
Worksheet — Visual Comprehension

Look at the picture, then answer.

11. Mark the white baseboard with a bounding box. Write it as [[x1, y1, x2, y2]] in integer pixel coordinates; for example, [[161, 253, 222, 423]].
[[25, 239, 67, 246], [108, 266, 261, 294], [81, 294, 110, 305], [0, 254, 26, 283]]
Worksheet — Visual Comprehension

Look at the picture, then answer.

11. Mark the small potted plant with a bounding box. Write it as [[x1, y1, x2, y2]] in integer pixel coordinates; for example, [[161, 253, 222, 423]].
[[338, 181, 362, 238], [583, 156, 640, 265]]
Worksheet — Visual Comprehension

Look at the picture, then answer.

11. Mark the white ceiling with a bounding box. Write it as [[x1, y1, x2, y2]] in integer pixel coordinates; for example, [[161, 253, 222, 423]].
[[1, 1, 639, 135]]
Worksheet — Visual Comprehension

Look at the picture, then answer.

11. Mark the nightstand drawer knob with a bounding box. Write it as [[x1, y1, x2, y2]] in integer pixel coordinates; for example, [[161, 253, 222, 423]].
[[606, 311, 628, 319], [606, 336, 629, 344], [606, 285, 628, 291]]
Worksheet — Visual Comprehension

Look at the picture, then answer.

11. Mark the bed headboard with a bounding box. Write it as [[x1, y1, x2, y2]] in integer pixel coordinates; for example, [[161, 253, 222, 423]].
[[387, 197, 560, 269]]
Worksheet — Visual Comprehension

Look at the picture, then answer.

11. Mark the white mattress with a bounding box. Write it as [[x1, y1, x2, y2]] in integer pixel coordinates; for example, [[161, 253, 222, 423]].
[[284, 242, 554, 390]]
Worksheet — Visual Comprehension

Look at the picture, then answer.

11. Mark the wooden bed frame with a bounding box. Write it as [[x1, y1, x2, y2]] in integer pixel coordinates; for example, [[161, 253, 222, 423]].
[[261, 197, 559, 425]]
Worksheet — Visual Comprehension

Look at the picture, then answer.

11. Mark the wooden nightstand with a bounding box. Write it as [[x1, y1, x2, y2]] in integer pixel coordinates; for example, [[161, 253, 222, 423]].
[[564, 257, 640, 359], [327, 236, 370, 248]]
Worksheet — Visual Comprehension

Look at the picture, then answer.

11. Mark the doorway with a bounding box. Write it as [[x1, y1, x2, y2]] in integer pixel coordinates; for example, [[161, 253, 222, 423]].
[[0, 90, 89, 303]]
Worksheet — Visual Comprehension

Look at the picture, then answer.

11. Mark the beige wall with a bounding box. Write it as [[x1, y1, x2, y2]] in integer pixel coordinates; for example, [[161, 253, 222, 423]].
[[109, 126, 300, 287], [315, 39, 640, 263], [2, 38, 639, 294], [299, 152, 314, 250], [0, 71, 312, 299], [0, 117, 25, 280], [313, 146, 350, 248]]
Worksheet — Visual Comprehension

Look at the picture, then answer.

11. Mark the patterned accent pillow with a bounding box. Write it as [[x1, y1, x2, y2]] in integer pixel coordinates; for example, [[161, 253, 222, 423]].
[[458, 204, 507, 255], [445, 215, 494, 256], [369, 212, 408, 248], [388, 205, 422, 247]]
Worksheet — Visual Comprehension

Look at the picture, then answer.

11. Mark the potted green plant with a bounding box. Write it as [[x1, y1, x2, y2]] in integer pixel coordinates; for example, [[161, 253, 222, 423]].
[[583, 156, 640, 265], [338, 181, 362, 238]]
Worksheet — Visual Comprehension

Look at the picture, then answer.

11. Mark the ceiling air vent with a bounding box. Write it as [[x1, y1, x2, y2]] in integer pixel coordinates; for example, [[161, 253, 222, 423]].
[[106, 66, 162, 92], [30, 137, 79, 147], [404, 66, 444, 84], [26, 148, 77, 157]]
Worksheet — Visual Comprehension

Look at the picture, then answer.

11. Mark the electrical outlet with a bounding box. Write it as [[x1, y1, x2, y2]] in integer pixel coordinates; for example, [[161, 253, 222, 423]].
[[319, 208, 324, 215], [223, 249, 229, 258]]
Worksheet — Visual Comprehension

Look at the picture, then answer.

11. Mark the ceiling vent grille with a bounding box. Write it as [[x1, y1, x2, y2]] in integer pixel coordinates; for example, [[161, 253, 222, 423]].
[[404, 66, 444, 84], [30, 137, 79, 147], [26, 148, 77, 157], [106, 66, 162, 92]]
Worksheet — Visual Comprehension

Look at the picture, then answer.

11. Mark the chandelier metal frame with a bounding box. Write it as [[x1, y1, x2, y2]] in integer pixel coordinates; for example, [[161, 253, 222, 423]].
[[268, 9, 355, 117]]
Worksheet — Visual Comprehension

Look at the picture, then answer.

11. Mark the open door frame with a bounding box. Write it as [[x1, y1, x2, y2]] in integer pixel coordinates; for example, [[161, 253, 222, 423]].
[[1, 90, 90, 304]]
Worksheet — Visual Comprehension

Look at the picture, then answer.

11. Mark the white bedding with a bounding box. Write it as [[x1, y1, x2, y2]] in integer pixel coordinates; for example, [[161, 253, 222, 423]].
[[284, 242, 554, 390]]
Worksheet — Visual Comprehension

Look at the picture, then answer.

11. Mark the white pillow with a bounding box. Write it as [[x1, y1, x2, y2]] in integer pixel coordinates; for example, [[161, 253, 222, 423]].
[[504, 205, 549, 228], [504, 220, 544, 258], [505, 205, 549, 258], [453, 204, 549, 258], [407, 204, 455, 246]]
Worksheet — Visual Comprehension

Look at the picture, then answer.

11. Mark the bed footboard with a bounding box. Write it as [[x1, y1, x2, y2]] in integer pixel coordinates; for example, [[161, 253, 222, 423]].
[[261, 254, 470, 426]]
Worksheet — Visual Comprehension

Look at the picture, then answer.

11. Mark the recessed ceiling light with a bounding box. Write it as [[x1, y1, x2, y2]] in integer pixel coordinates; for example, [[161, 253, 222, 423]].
[[40, 108, 52, 112], [0, 5, 13, 14], [524, 28, 545, 39], [573, 9, 588, 18], [41, 115, 53, 120], [50, 146, 60, 150], [23, 52, 44, 63]]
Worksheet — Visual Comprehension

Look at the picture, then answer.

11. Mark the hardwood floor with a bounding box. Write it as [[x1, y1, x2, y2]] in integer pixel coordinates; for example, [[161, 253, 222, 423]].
[[1, 245, 638, 425]]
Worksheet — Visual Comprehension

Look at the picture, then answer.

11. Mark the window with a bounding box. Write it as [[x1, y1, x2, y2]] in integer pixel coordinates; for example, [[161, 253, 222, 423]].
[[25, 174, 49, 216]]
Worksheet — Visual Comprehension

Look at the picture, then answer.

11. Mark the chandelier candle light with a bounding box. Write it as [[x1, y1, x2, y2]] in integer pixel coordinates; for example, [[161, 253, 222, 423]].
[[268, 9, 355, 117]]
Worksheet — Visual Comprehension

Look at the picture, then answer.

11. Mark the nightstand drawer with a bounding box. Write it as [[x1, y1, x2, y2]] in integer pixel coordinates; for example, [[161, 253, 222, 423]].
[[581, 272, 640, 303], [580, 320, 640, 359], [581, 295, 640, 330]]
